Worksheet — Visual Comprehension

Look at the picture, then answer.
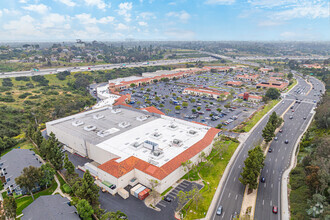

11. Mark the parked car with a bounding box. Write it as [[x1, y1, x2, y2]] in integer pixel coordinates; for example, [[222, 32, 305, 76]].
[[164, 196, 172, 202], [285, 140, 289, 144], [261, 177, 265, 183]]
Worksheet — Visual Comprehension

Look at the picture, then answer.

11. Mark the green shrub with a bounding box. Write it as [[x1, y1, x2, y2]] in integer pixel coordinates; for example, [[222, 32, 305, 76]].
[[62, 184, 72, 194]]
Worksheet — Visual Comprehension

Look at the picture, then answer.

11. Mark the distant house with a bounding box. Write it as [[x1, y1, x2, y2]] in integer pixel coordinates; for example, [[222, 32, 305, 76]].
[[0, 149, 42, 195], [238, 93, 262, 103], [183, 87, 230, 99], [234, 74, 259, 82], [225, 81, 243, 87], [22, 194, 80, 220], [256, 81, 289, 91]]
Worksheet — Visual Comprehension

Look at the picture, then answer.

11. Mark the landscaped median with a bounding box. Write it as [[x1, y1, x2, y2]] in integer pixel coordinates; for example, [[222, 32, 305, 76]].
[[234, 100, 280, 133], [178, 137, 239, 220]]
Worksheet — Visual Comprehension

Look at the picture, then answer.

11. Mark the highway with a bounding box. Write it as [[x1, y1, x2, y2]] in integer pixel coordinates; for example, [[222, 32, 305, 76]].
[[254, 75, 325, 220], [0, 57, 216, 78], [211, 75, 325, 220]]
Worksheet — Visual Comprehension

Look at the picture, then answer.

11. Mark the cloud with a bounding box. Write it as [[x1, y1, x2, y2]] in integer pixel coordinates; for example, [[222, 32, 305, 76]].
[[22, 4, 49, 14], [280, 31, 297, 38], [273, 2, 329, 20], [0, 10, 2, 17], [115, 23, 129, 31], [118, 2, 133, 22], [83, 0, 110, 10], [19, 0, 28, 3], [164, 29, 195, 39], [41, 13, 67, 28], [205, 0, 235, 5], [138, 21, 148, 26], [258, 20, 284, 27], [137, 12, 156, 20], [166, 10, 190, 23], [247, 0, 296, 8], [57, 0, 76, 7], [75, 13, 114, 24]]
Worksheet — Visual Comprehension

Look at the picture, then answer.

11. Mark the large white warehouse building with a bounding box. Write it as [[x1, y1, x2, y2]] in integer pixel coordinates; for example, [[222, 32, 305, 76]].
[[46, 106, 220, 193]]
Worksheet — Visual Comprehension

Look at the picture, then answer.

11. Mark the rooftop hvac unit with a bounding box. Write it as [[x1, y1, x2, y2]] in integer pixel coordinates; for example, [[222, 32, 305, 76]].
[[97, 130, 111, 137], [168, 124, 178, 130], [136, 115, 148, 121], [84, 125, 97, 131], [172, 139, 183, 147], [188, 130, 198, 136], [72, 120, 84, 127], [131, 142, 142, 150], [151, 132, 162, 139], [153, 149, 163, 157], [144, 140, 159, 152], [119, 121, 131, 128], [93, 114, 105, 120], [111, 109, 122, 114]]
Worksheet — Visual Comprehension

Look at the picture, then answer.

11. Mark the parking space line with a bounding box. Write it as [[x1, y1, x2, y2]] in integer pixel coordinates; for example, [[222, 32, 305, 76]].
[[157, 203, 166, 207]]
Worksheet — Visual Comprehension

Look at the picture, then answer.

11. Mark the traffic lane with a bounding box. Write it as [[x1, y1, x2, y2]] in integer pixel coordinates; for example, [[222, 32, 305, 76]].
[[255, 102, 314, 219], [211, 100, 292, 219]]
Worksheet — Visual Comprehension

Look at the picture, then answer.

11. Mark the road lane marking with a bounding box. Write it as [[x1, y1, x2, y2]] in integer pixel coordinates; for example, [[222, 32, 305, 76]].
[[233, 177, 236, 182], [263, 200, 264, 205], [222, 212, 225, 218], [275, 158, 277, 163], [235, 195, 238, 200], [273, 170, 275, 174], [266, 169, 268, 173], [264, 183, 266, 188], [282, 156, 284, 160], [278, 148, 281, 153], [270, 200, 272, 206], [228, 193, 231, 198], [158, 202, 166, 207], [271, 184, 273, 188]]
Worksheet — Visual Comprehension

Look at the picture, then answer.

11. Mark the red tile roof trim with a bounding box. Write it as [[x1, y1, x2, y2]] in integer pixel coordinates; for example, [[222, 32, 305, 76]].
[[98, 127, 220, 180], [141, 106, 165, 115]]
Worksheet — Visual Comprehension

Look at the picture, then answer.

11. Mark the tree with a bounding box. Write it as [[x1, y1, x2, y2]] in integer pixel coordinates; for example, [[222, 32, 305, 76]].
[[190, 99, 196, 103], [262, 123, 275, 143], [224, 103, 231, 108], [190, 185, 203, 210], [265, 88, 281, 100], [47, 132, 64, 170], [192, 109, 196, 113], [3, 197, 17, 219], [198, 151, 206, 163], [77, 199, 94, 220], [176, 190, 188, 212], [239, 146, 265, 190], [32, 129, 43, 148], [307, 194, 327, 218], [130, 83, 136, 88], [15, 166, 43, 200], [216, 108, 222, 112], [64, 153, 75, 175], [175, 106, 181, 110], [197, 107, 201, 111], [305, 165, 320, 192], [149, 179, 160, 205], [39, 139, 49, 158], [73, 170, 99, 207], [40, 163, 55, 188], [182, 160, 193, 180], [182, 102, 188, 108], [287, 72, 293, 80], [216, 124, 222, 129], [101, 211, 127, 220]]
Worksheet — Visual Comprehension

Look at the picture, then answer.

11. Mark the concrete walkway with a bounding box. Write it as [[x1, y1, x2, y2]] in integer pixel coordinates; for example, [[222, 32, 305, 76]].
[[52, 174, 71, 200]]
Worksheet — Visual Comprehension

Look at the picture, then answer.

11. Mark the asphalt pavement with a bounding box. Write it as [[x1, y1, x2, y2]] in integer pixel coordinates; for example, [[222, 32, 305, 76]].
[[211, 75, 324, 220]]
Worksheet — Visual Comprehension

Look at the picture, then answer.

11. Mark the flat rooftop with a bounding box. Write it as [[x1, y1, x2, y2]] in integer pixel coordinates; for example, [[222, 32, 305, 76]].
[[97, 116, 209, 167], [46, 106, 159, 145]]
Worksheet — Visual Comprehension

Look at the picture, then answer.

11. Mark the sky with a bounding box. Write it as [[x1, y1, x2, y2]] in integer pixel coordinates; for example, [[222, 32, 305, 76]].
[[0, 0, 329, 42]]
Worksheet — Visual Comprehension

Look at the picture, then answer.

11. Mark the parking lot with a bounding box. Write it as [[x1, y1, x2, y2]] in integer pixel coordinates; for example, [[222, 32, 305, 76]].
[[156, 180, 203, 212], [119, 71, 260, 130]]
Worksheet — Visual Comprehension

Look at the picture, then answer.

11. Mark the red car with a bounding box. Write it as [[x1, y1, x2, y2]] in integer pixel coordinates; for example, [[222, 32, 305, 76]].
[[292, 110, 295, 112], [279, 129, 283, 133], [206, 108, 211, 111], [273, 206, 278, 214]]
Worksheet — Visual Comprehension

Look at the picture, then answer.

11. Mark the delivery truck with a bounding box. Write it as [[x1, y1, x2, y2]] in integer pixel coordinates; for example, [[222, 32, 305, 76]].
[[138, 188, 150, 200], [130, 184, 142, 196]]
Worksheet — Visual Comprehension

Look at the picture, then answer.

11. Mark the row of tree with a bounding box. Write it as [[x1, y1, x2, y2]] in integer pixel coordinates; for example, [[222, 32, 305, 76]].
[[262, 112, 283, 143]]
